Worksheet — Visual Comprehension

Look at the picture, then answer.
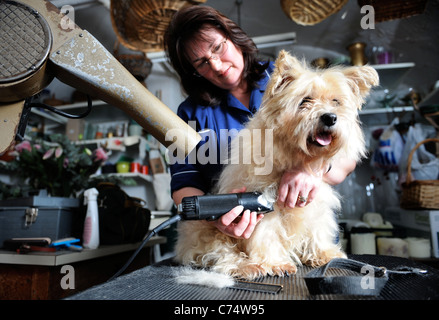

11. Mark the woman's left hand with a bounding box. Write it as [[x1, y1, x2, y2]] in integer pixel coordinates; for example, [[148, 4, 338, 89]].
[[210, 186, 264, 239]]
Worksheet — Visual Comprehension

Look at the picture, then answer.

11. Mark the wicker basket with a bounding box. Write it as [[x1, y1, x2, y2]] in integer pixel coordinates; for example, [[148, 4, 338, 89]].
[[400, 138, 439, 210], [113, 40, 152, 82], [280, 0, 348, 26], [357, 0, 427, 23], [110, 0, 206, 53]]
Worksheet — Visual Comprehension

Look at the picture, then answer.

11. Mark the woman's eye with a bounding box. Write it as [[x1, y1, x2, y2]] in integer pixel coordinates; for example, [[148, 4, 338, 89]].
[[213, 43, 222, 53], [195, 60, 207, 68]]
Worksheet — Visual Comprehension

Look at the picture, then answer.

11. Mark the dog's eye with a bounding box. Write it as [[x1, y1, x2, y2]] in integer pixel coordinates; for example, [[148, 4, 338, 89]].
[[332, 99, 340, 106], [300, 97, 312, 106]]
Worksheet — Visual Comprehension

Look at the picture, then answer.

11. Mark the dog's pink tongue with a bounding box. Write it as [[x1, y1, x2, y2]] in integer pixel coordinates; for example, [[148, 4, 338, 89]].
[[316, 133, 332, 146]]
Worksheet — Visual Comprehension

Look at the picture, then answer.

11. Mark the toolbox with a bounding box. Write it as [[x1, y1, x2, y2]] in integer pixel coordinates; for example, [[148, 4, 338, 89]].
[[0, 195, 79, 248]]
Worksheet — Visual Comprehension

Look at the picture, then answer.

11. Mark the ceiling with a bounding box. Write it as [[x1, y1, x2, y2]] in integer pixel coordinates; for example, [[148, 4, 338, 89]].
[[50, 0, 439, 98]]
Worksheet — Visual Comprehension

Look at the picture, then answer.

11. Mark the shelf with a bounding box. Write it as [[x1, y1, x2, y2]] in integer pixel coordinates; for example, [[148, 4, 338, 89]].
[[370, 62, 415, 90], [73, 135, 156, 148], [370, 62, 415, 71], [56, 100, 106, 110], [360, 105, 413, 115], [31, 108, 68, 124], [29, 100, 105, 125], [74, 135, 158, 160], [91, 172, 153, 183], [0, 236, 166, 266], [150, 211, 173, 230]]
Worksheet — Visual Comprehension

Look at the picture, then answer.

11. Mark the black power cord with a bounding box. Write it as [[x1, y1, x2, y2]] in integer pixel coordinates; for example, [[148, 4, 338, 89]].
[[107, 192, 274, 281], [31, 95, 93, 119], [107, 214, 182, 282], [16, 95, 93, 142]]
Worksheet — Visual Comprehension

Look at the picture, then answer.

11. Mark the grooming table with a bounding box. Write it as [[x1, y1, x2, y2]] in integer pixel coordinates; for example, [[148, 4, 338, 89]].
[[67, 254, 439, 301]]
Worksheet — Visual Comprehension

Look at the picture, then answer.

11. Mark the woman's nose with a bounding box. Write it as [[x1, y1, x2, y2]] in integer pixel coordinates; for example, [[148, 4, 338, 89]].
[[209, 58, 222, 71]]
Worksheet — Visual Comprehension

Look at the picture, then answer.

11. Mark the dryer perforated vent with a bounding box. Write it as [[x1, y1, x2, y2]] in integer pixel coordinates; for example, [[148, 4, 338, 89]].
[[0, 1, 52, 83]]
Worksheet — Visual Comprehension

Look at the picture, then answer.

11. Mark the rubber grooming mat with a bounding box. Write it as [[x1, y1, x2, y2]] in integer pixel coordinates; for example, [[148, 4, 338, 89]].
[[67, 255, 439, 300]]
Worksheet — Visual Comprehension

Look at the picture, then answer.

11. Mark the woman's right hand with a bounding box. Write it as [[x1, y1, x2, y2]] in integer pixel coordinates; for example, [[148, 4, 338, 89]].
[[211, 187, 264, 239]]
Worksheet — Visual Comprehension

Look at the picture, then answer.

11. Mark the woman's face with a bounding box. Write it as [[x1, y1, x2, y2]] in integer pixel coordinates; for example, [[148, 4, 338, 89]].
[[185, 27, 245, 91]]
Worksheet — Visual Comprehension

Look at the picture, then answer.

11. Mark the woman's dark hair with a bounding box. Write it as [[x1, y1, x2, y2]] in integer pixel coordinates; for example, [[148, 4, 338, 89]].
[[164, 5, 269, 106]]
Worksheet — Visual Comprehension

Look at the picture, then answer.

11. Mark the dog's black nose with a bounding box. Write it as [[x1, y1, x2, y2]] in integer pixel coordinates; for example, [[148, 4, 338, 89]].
[[321, 113, 337, 127]]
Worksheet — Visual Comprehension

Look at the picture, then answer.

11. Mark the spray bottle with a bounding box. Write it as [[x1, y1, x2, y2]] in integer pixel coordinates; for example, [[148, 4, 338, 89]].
[[82, 188, 100, 249]]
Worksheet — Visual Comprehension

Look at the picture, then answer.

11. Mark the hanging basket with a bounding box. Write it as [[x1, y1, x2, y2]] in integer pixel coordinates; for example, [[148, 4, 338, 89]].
[[110, 0, 206, 53], [113, 40, 152, 82], [400, 138, 439, 210], [280, 0, 348, 26], [357, 0, 427, 23]]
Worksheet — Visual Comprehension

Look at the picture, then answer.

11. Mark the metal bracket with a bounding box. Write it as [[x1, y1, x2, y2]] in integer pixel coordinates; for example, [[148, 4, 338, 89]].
[[24, 207, 38, 228], [15, 98, 33, 142]]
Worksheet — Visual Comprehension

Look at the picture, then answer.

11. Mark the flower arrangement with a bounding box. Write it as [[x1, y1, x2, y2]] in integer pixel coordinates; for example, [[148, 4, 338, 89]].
[[0, 134, 108, 198]]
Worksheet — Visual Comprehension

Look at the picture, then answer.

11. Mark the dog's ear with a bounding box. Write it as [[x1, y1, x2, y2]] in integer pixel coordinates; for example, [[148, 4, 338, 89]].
[[343, 65, 379, 98], [267, 50, 305, 97], [275, 50, 305, 76]]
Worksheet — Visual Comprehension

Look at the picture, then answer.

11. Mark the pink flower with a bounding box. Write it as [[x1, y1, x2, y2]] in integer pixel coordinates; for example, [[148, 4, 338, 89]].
[[55, 146, 63, 158], [93, 147, 108, 162], [63, 157, 69, 168], [15, 141, 32, 153], [43, 148, 55, 160]]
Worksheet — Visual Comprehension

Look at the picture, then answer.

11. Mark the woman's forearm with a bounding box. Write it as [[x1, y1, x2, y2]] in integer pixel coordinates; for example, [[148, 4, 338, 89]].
[[323, 158, 357, 185], [172, 187, 205, 205]]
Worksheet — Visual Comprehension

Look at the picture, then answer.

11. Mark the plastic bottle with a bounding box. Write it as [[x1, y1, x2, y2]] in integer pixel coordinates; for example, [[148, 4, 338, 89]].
[[82, 188, 100, 249]]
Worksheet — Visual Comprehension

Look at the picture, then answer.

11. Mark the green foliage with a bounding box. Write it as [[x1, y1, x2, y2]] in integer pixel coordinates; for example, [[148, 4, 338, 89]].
[[0, 134, 106, 198]]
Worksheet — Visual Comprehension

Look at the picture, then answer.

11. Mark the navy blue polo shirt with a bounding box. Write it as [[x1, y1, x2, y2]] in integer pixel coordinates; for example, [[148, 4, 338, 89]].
[[170, 62, 274, 194]]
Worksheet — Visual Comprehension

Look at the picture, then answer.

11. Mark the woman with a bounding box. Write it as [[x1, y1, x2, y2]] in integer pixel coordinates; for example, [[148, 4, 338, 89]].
[[164, 6, 355, 240]]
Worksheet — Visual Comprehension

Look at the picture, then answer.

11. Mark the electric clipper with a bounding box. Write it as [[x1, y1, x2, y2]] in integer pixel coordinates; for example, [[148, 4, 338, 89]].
[[178, 192, 274, 221]]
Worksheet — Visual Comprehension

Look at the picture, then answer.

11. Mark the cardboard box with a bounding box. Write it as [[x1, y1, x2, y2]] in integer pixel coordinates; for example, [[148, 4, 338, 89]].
[[65, 118, 85, 141]]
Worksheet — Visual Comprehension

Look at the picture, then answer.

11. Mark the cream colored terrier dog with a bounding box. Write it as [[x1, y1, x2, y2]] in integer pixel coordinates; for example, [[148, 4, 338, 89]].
[[175, 50, 379, 279]]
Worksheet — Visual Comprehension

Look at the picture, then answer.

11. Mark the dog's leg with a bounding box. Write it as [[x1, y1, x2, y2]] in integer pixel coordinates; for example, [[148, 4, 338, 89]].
[[297, 195, 347, 267], [301, 243, 347, 267], [233, 213, 299, 279], [175, 220, 250, 276]]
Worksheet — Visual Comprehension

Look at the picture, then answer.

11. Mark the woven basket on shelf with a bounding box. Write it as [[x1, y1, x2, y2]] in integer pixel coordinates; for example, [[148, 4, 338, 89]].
[[280, 0, 348, 26], [357, 0, 427, 23], [400, 138, 439, 210], [110, 0, 206, 53]]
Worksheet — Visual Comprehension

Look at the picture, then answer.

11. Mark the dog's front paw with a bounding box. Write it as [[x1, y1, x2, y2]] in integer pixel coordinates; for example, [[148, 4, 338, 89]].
[[236, 262, 297, 279], [270, 263, 298, 277], [302, 248, 347, 267]]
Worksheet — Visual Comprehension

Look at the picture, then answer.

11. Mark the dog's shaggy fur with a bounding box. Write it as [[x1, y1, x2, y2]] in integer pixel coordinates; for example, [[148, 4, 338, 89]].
[[175, 50, 379, 279]]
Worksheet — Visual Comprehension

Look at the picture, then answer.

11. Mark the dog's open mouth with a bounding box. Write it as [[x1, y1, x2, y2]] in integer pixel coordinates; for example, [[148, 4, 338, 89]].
[[309, 130, 333, 147]]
